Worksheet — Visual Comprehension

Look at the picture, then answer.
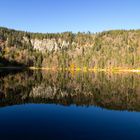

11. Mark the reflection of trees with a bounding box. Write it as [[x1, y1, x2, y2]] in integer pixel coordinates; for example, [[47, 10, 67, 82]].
[[0, 71, 140, 111]]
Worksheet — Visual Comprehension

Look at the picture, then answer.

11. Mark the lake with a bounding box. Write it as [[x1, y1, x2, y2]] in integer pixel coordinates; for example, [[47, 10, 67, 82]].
[[0, 70, 140, 140]]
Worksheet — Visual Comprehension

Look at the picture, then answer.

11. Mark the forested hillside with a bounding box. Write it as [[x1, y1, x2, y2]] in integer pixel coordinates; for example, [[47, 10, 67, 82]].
[[0, 27, 140, 69]]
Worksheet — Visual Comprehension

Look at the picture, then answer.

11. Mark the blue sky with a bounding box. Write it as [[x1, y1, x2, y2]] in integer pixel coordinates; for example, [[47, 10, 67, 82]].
[[0, 0, 140, 33]]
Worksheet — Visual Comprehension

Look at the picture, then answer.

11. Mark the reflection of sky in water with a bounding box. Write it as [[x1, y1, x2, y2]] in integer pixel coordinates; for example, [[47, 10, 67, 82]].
[[0, 104, 140, 140]]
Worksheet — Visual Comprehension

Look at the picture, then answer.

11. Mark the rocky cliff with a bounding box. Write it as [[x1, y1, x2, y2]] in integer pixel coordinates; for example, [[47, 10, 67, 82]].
[[30, 38, 70, 52]]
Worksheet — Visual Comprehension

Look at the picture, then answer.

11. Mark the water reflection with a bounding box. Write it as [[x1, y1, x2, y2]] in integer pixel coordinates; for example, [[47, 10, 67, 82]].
[[0, 70, 140, 111]]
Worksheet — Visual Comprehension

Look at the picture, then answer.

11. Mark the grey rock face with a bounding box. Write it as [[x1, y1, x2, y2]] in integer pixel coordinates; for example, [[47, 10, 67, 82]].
[[31, 38, 70, 52]]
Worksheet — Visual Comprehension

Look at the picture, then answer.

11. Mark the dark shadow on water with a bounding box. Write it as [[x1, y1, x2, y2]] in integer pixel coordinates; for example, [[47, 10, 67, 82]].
[[0, 57, 26, 67]]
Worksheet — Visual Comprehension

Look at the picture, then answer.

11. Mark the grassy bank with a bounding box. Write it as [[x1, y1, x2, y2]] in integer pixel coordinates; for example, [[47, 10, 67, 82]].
[[29, 67, 140, 73], [1, 66, 140, 73]]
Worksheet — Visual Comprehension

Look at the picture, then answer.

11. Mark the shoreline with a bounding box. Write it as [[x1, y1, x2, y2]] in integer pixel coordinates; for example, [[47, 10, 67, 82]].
[[1, 66, 140, 73], [29, 67, 140, 73]]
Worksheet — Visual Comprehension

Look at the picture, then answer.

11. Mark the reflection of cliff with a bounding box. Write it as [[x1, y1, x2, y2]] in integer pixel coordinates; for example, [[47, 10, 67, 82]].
[[0, 71, 140, 111]]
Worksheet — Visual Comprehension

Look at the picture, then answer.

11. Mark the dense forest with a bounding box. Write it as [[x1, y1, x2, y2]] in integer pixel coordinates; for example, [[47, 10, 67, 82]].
[[0, 27, 140, 69]]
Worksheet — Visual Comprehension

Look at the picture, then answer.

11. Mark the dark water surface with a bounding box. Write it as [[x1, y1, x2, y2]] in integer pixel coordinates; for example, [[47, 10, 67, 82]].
[[0, 70, 140, 140]]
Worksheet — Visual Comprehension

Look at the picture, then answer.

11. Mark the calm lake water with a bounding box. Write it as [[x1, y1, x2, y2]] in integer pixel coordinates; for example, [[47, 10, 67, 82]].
[[0, 70, 140, 140]]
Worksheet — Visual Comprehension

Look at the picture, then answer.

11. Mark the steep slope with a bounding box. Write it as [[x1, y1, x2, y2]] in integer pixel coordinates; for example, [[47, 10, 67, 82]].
[[0, 27, 140, 68]]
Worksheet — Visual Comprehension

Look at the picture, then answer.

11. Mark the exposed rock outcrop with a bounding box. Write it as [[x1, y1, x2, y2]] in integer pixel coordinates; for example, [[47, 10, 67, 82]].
[[30, 38, 70, 52]]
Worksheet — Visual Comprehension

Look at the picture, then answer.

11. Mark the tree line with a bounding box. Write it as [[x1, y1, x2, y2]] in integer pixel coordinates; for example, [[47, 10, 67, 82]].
[[0, 27, 140, 68]]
